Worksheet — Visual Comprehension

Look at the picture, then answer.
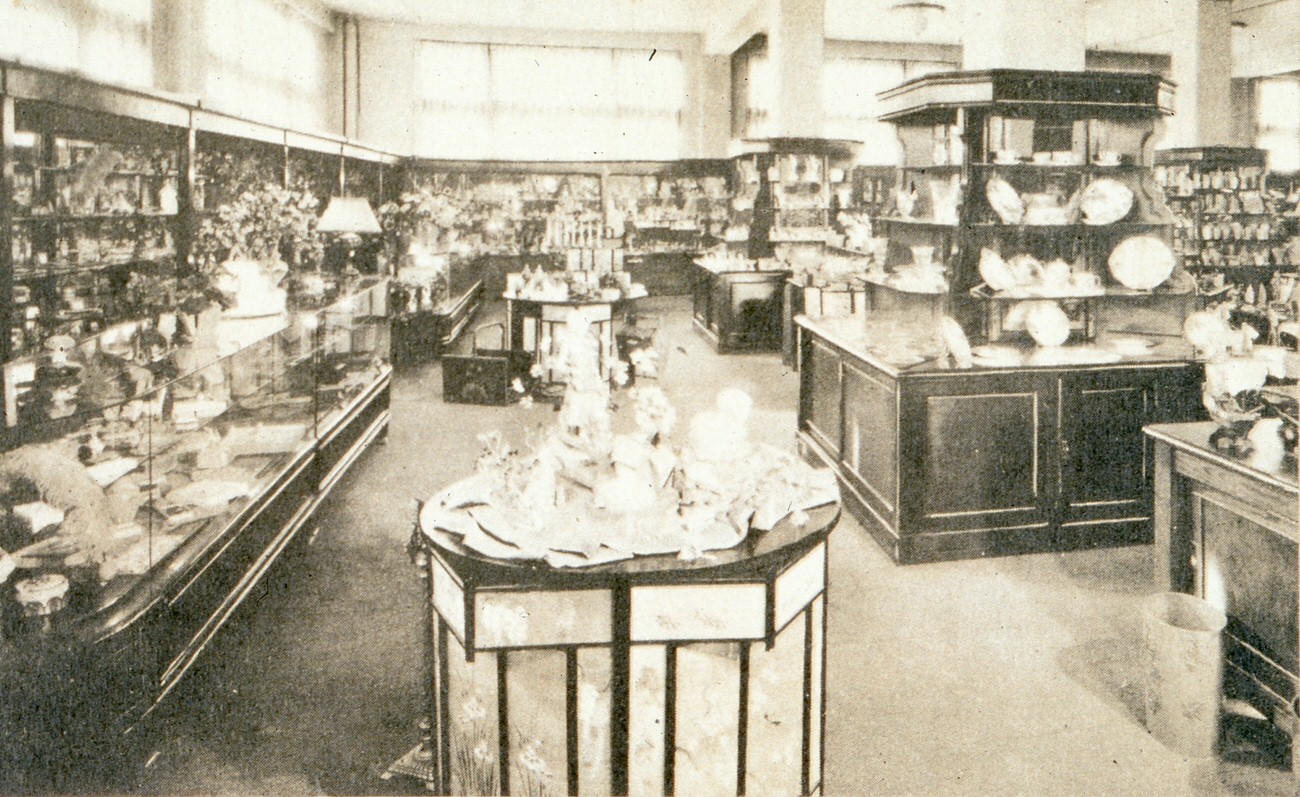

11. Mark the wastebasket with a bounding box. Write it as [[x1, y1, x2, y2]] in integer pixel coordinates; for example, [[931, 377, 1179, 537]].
[[1142, 591, 1228, 756]]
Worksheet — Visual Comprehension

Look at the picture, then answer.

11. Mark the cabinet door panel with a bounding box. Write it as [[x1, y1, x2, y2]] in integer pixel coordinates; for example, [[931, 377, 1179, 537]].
[[804, 339, 842, 457], [1059, 371, 1157, 521], [726, 277, 783, 349], [842, 360, 898, 520], [900, 375, 1054, 532]]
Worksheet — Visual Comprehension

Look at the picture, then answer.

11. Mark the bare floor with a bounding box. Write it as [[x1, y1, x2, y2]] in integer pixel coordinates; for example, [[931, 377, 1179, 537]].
[[130, 296, 1295, 796]]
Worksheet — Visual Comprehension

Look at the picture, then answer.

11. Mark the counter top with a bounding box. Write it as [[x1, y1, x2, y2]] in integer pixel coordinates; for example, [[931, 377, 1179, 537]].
[[797, 313, 1198, 379], [1146, 419, 1299, 494], [423, 501, 839, 587]]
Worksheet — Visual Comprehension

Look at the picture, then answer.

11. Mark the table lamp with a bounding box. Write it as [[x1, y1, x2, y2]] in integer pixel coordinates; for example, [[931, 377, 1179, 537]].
[[318, 196, 382, 274]]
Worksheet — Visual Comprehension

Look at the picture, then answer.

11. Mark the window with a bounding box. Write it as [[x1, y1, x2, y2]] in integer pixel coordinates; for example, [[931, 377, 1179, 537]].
[[822, 56, 955, 164], [204, 0, 333, 131], [415, 41, 687, 161], [1257, 75, 1300, 173], [0, 0, 152, 87]]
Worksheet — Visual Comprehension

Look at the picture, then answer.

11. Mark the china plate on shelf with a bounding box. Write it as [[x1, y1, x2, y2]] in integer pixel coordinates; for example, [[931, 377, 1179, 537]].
[[1102, 336, 1157, 357], [1108, 235, 1175, 290], [985, 175, 1025, 224], [970, 344, 1024, 367], [1079, 178, 1134, 225]]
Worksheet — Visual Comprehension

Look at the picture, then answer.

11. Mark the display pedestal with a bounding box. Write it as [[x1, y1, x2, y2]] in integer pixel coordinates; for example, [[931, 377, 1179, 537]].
[[504, 294, 640, 383], [414, 504, 839, 797]]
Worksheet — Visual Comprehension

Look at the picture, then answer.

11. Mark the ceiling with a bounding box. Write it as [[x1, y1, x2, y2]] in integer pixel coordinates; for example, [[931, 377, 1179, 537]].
[[316, 0, 1300, 76], [315, 0, 738, 33], [315, 0, 967, 41]]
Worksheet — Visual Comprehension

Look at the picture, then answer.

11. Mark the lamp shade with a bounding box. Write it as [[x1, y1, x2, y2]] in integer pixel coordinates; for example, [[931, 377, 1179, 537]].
[[318, 196, 382, 235]]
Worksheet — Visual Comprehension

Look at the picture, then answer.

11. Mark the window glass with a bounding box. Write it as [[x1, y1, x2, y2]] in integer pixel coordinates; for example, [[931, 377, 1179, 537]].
[[204, 0, 331, 131], [1258, 76, 1300, 173], [415, 41, 687, 161], [0, 0, 151, 86]]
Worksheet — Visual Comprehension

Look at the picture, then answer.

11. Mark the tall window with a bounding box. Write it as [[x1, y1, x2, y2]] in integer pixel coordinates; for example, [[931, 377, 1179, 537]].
[[1257, 76, 1300, 173], [0, 0, 152, 87], [415, 41, 687, 161], [822, 56, 956, 164], [731, 38, 774, 140], [205, 0, 333, 131]]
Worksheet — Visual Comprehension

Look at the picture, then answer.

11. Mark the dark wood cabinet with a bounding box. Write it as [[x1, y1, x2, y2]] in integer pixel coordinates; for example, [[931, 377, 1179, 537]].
[[799, 317, 1202, 563], [691, 261, 788, 352]]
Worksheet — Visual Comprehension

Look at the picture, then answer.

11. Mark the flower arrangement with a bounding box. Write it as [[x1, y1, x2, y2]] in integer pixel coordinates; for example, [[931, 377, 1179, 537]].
[[378, 189, 466, 256], [190, 183, 324, 270], [421, 310, 840, 567]]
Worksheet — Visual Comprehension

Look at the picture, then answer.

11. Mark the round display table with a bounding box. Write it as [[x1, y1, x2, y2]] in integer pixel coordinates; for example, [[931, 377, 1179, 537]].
[[414, 499, 839, 797], [503, 293, 641, 383]]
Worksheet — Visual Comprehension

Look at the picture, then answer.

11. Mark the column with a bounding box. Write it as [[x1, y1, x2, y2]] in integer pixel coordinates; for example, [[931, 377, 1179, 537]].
[[152, 0, 207, 96], [767, 0, 825, 137]]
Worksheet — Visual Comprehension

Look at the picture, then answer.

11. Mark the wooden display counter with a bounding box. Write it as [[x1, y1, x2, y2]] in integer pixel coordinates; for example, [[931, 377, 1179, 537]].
[[797, 315, 1203, 563], [692, 262, 789, 353], [1148, 418, 1300, 760], [410, 502, 839, 797], [391, 280, 483, 368]]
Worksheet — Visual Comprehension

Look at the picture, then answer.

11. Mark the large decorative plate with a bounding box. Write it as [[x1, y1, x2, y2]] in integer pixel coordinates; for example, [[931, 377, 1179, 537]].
[[1108, 235, 1175, 290], [941, 316, 973, 368], [979, 248, 1018, 291], [1079, 178, 1134, 225], [1023, 300, 1071, 347], [985, 175, 1025, 224]]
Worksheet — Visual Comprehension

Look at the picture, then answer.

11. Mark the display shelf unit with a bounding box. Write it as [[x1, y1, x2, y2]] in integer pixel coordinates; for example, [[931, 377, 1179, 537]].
[[798, 69, 1205, 563], [728, 138, 860, 260], [1154, 147, 1296, 295], [4, 81, 189, 362], [0, 279, 391, 792]]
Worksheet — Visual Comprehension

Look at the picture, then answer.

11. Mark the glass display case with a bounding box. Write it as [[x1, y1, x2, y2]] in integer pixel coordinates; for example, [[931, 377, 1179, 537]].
[[0, 60, 399, 790], [797, 70, 1206, 563], [0, 279, 390, 789], [8, 102, 186, 361], [875, 70, 1196, 345], [193, 129, 285, 214]]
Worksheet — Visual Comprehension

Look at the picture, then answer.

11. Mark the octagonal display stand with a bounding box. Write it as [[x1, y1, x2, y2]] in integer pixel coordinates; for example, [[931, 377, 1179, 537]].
[[411, 502, 839, 797]]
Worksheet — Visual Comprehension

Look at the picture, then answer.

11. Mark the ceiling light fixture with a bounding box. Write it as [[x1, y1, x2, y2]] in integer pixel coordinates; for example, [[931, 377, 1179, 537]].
[[890, 1, 948, 38]]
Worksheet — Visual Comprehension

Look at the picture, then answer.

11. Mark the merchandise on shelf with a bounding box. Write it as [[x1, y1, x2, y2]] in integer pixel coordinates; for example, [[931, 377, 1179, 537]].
[[1155, 148, 1298, 289]]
